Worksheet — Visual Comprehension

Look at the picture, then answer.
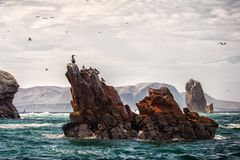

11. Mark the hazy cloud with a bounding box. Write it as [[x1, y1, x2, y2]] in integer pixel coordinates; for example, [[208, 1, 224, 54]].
[[207, 55, 240, 64], [0, 0, 239, 101]]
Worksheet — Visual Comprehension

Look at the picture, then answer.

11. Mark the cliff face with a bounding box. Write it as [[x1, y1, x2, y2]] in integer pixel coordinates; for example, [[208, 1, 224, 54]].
[[0, 70, 20, 119], [63, 63, 218, 140], [185, 79, 208, 112]]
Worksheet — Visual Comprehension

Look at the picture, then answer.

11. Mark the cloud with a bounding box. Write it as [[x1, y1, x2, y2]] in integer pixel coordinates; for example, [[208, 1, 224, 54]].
[[228, 55, 240, 64], [206, 55, 240, 64], [0, 0, 239, 101]]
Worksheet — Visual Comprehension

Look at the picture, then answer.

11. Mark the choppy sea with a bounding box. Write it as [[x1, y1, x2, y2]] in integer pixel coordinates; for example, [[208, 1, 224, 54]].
[[0, 112, 240, 160]]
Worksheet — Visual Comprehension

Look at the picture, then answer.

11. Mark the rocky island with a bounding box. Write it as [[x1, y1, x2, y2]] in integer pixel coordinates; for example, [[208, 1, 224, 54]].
[[63, 63, 218, 140], [0, 70, 20, 119]]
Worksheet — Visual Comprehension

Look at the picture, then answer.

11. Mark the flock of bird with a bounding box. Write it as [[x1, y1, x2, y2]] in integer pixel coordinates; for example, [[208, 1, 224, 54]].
[[0, 4, 228, 84], [71, 54, 106, 83]]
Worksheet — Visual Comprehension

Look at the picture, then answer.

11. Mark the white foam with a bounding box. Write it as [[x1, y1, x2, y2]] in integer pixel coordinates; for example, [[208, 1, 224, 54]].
[[0, 123, 52, 129], [227, 123, 240, 129], [20, 112, 68, 118], [214, 135, 228, 140], [42, 134, 65, 139]]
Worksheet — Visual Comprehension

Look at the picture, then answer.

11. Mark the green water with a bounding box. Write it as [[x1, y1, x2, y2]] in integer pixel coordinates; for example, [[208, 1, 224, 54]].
[[0, 112, 240, 160]]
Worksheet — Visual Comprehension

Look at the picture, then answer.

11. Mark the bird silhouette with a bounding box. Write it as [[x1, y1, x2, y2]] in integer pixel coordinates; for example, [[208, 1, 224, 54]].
[[45, 68, 48, 71], [94, 68, 100, 74], [218, 42, 226, 45], [28, 37, 32, 41], [101, 77, 106, 83], [71, 55, 76, 64]]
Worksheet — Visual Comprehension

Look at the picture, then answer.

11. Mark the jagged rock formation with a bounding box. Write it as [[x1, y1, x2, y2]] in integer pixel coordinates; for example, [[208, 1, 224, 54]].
[[136, 88, 218, 140], [0, 70, 20, 118], [63, 63, 134, 139], [63, 63, 218, 140], [185, 79, 209, 112]]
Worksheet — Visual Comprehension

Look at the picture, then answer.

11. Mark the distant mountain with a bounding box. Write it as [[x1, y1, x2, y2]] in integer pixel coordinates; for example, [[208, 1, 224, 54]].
[[14, 83, 240, 112], [14, 86, 72, 113], [115, 82, 185, 110]]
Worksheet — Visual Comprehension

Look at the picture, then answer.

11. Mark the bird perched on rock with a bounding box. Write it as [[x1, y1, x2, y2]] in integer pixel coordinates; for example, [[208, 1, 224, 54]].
[[82, 65, 85, 69], [94, 68, 100, 74], [101, 77, 106, 83], [71, 55, 76, 64]]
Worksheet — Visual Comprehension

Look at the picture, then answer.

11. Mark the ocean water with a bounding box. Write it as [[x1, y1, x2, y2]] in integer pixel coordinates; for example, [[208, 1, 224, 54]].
[[0, 113, 240, 160]]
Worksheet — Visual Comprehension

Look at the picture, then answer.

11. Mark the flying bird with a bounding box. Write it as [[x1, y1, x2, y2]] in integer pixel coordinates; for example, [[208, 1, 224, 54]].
[[218, 42, 226, 45], [45, 68, 48, 71], [28, 37, 32, 41], [71, 55, 76, 64]]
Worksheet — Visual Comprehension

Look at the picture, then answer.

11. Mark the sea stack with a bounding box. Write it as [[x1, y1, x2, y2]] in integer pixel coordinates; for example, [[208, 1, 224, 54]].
[[0, 70, 20, 118], [63, 63, 134, 139], [185, 79, 211, 113], [63, 63, 218, 140]]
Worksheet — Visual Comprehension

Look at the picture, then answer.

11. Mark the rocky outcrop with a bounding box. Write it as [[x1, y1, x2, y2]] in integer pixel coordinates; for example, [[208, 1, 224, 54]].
[[136, 88, 218, 140], [63, 64, 135, 139], [0, 70, 20, 118], [205, 103, 214, 113], [63, 63, 218, 141], [185, 79, 209, 112]]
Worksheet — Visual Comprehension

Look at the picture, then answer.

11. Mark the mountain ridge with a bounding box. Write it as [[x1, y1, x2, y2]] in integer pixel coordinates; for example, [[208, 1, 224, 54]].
[[14, 83, 240, 112]]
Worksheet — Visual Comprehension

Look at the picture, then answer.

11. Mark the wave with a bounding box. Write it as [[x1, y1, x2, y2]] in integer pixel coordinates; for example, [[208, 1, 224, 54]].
[[20, 112, 68, 118], [0, 123, 53, 129], [214, 135, 228, 140], [220, 123, 240, 129], [227, 123, 240, 129], [41, 134, 65, 139]]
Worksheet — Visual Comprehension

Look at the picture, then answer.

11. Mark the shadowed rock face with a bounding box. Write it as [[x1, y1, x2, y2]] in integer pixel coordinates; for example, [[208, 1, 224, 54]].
[[185, 79, 207, 112], [0, 70, 20, 119], [63, 63, 218, 140]]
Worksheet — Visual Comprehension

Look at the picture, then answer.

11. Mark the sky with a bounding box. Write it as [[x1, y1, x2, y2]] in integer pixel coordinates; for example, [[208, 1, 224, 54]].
[[0, 0, 239, 101]]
